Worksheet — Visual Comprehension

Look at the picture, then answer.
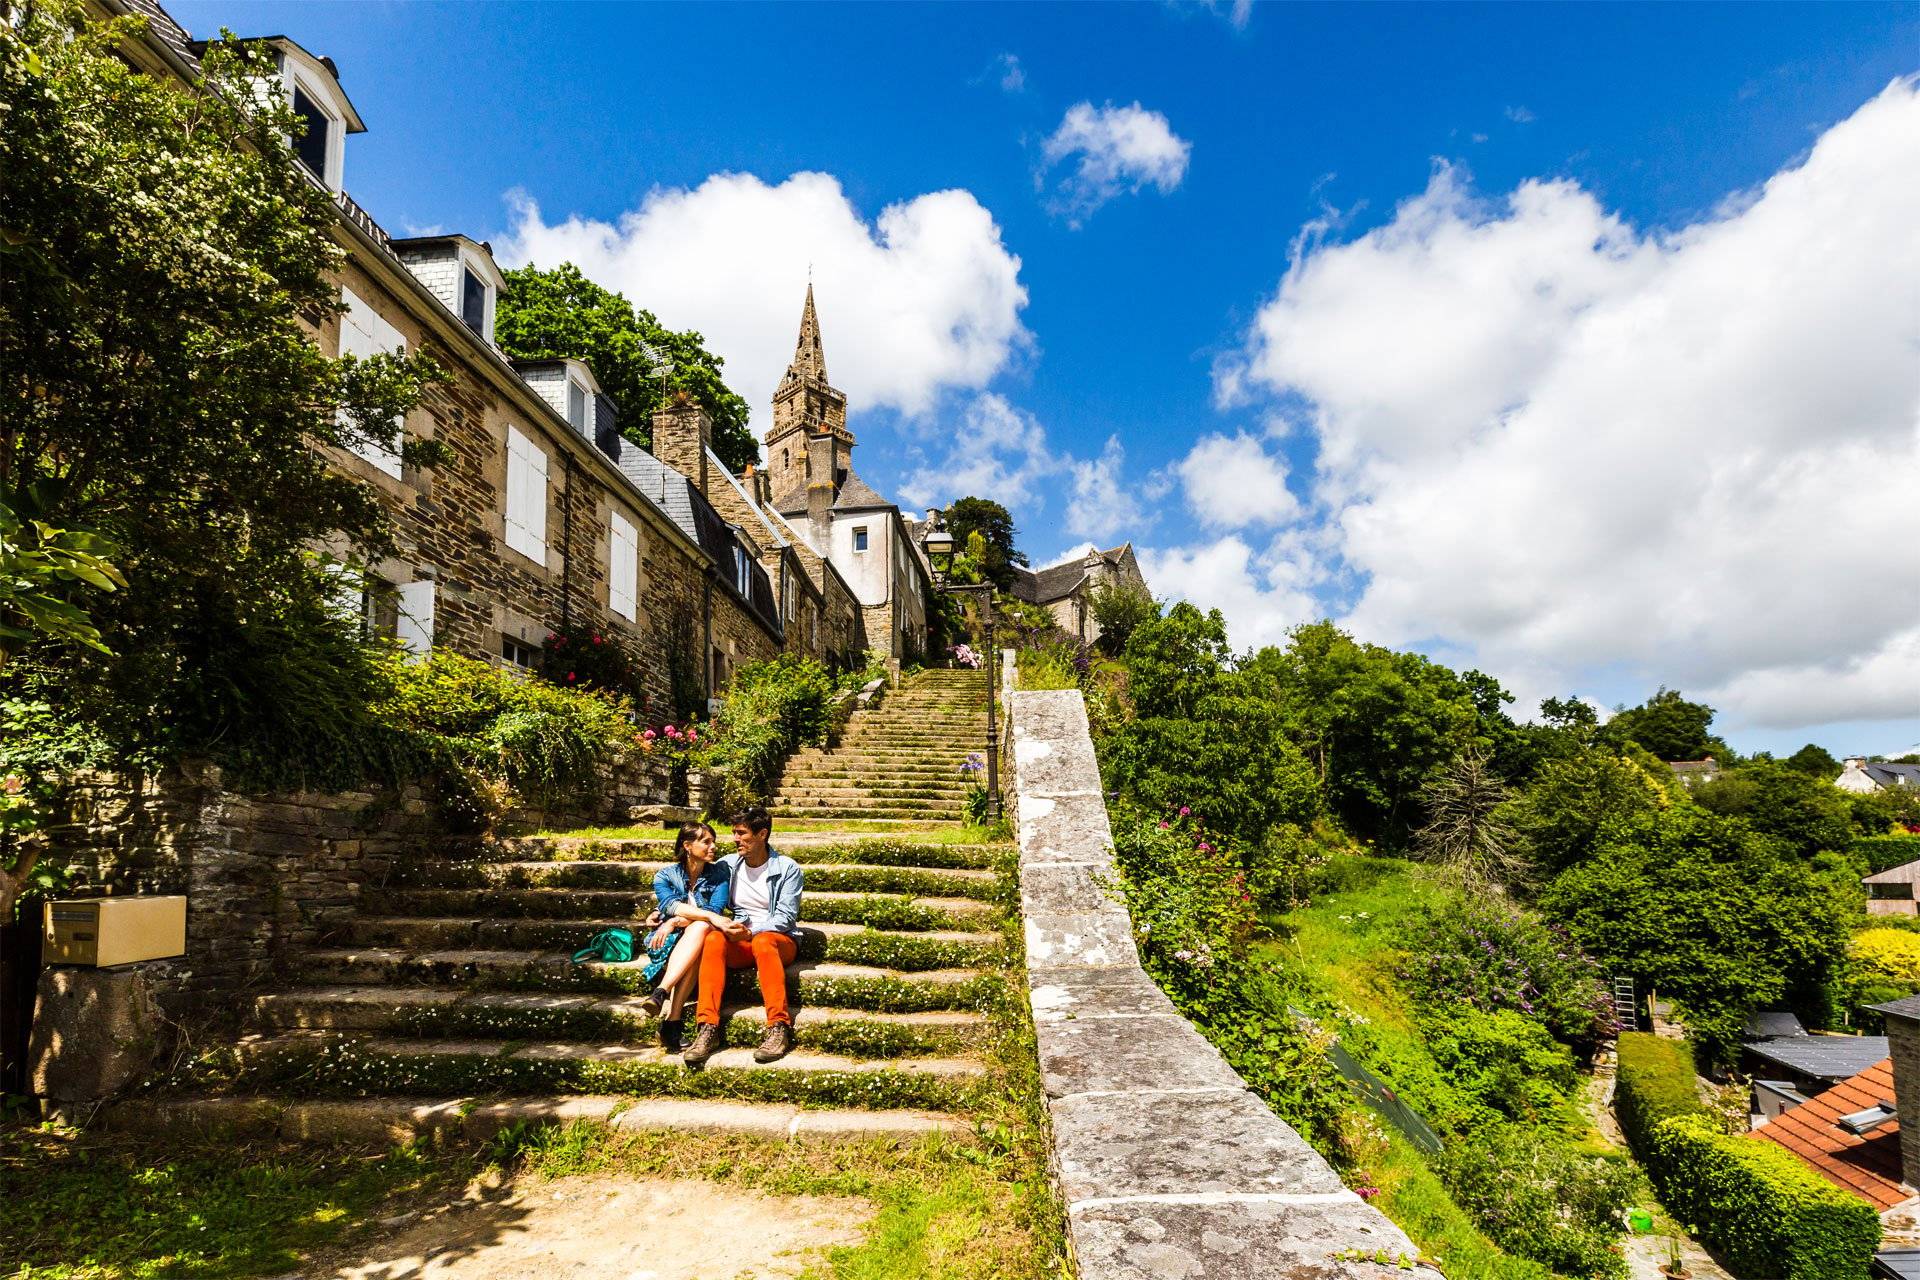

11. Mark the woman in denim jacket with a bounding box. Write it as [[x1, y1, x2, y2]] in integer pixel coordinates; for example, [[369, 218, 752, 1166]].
[[639, 821, 731, 1053]]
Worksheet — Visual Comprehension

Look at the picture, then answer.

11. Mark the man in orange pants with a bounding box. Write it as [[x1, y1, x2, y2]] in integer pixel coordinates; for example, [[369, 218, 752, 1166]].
[[683, 804, 805, 1067]]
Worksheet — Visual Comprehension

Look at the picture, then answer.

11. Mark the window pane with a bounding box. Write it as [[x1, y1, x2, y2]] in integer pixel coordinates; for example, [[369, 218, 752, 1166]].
[[462, 269, 487, 335], [568, 381, 587, 431], [292, 85, 329, 179]]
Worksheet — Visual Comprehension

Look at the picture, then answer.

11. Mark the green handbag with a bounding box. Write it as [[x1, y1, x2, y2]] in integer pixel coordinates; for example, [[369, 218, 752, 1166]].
[[571, 926, 637, 964]]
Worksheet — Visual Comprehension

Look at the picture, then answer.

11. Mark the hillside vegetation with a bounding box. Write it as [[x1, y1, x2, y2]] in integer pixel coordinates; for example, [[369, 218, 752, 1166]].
[[1019, 599, 1917, 1278]]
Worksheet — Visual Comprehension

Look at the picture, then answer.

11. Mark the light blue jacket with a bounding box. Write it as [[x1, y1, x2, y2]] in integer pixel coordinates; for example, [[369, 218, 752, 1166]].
[[718, 850, 804, 938]]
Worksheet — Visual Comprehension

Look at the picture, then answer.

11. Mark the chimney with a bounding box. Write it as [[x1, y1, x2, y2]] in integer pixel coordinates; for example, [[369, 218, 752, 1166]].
[[652, 394, 711, 496], [806, 432, 836, 550], [1880, 998, 1920, 1188]]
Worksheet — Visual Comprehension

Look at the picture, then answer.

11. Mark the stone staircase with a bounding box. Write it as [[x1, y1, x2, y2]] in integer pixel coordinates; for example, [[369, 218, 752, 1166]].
[[770, 668, 990, 822], [118, 823, 1016, 1144]]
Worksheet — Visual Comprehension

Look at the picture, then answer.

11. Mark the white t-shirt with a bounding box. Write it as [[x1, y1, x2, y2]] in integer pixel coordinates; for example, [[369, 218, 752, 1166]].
[[733, 858, 774, 931]]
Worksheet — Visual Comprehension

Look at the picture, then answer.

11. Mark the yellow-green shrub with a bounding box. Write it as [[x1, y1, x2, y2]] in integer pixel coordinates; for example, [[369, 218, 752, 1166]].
[[1854, 928, 1920, 984]]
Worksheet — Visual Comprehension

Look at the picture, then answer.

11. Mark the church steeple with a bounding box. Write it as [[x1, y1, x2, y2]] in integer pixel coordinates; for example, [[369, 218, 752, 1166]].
[[784, 283, 829, 388], [765, 282, 851, 500]]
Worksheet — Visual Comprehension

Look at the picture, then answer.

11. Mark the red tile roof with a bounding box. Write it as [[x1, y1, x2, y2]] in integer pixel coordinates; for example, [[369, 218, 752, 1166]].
[[1752, 1057, 1910, 1211]]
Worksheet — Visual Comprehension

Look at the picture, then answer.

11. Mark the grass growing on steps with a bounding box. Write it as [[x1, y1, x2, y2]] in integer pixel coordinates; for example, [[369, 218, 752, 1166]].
[[1, 1126, 459, 1280], [529, 820, 1008, 843]]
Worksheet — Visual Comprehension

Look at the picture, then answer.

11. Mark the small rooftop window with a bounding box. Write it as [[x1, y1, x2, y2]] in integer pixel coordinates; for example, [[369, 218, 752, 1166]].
[[1837, 1101, 1898, 1136], [291, 84, 332, 179], [461, 267, 488, 337]]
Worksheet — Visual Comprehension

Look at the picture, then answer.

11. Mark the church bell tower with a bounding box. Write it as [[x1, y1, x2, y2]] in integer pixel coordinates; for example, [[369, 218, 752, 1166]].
[[764, 284, 853, 498]]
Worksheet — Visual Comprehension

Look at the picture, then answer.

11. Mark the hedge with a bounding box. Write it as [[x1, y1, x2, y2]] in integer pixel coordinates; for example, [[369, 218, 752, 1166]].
[[1615, 1032, 1704, 1156], [1856, 834, 1920, 875], [1644, 1115, 1879, 1280]]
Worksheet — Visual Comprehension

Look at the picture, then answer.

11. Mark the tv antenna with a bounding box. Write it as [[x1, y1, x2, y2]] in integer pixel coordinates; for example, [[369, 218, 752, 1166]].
[[636, 336, 675, 401]]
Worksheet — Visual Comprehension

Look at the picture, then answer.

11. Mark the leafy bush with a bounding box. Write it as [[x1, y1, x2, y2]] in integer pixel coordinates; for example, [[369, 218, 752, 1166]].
[[1088, 581, 1157, 657], [1854, 927, 1920, 984], [1399, 898, 1617, 1054], [1015, 646, 1080, 691], [1855, 833, 1920, 874], [1418, 1005, 1577, 1125], [1436, 1123, 1635, 1279], [1614, 1032, 1704, 1157], [374, 650, 637, 821], [538, 620, 647, 704], [1644, 1115, 1880, 1280], [698, 655, 834, 814]]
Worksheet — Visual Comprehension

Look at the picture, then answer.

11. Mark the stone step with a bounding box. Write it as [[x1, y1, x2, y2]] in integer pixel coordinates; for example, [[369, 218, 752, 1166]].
[[770, 804, 965, 821], [295, 948, 996, 1011], [334, 917, 1003, 970], [771, 786, 972, 804], [362, 887, 998, 930], [251, 986, 986, 1053], [388, 860, 997, 899], [201, 1031, 986, 1111], [106, 1094, 964, 1146], [475, 838, 1000, 870], [776, 769, 976, 785]]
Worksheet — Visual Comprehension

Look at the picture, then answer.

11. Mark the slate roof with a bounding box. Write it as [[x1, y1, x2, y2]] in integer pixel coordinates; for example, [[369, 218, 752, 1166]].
[[769, 468, 895, 518], [1746, 1035, 1892, 1083], [1752, 1057, 1909, 1210], [117, 0, 201, 69], [1010, 546, 1132, 605], [1745, 1010, 1809, 1041], [1874, 1249, 1920, 1280], [1872, 994, 1920, 1023], [1861, 763, 1920, 789]]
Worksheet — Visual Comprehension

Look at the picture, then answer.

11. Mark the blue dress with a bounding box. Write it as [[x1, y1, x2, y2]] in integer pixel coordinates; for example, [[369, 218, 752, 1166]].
[[641, 862, 731, 984]]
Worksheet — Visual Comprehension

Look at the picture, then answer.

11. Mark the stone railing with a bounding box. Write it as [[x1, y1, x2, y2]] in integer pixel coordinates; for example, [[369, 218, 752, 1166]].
[[1010, 689, 1441, 1279]]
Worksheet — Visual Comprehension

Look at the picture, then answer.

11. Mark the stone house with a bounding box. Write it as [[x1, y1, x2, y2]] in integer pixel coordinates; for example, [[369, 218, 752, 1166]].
[[1009, 544, 1147, 647], [1666, 757, 1722, 789], [761, 288, 933, 667], [106, 0, 795, 717]]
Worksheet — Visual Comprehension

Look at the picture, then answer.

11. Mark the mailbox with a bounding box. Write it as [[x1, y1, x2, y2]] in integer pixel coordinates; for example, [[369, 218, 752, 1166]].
[[43, 896, 187, 967]]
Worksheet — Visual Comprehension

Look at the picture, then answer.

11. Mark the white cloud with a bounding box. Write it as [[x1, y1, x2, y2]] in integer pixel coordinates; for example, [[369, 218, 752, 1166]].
[[1175, 431, 1299, 529], [1504, 105, 1536, 124], [1183, 0, 1255, 30], [995, 53, 1026, 93], [899, 393, 1057, 511], [1137, 532, 1322, 650], [1067, 436, 1150, 543], [1218, 78, 1920, 732], [1040, 102, 1192, 227], [498, 172, 1030, 421]]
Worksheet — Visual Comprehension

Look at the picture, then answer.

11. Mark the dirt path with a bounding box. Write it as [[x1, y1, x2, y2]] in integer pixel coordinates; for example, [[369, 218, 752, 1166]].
[[304, 1173, 870, 1280]]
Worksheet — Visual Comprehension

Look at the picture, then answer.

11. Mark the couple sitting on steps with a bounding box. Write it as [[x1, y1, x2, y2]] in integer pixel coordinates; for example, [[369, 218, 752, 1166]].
[[638, 804, 804, 1068]]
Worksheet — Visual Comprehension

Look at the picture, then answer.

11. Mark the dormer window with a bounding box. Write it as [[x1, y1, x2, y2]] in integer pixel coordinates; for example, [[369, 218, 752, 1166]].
[[461, 267, 488, 337], [567, 378, 588, 433], [291, 83, 334, 180]]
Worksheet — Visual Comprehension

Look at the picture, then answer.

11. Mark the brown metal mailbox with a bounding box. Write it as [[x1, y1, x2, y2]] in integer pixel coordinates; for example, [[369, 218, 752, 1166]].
[[43, 896, 187, 968]]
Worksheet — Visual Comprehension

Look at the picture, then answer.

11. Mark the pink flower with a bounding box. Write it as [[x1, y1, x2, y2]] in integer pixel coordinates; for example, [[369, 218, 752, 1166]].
[[592, 634, 602, 645], [1178, 806, 1191, 817], [566, 672, 576, 681], [686, 726, 699, 743], [642, 729, 657, 741], [1158, 821, 1170, 829], [0, 775, 22, 796], [1197, 842, 1211, 853]]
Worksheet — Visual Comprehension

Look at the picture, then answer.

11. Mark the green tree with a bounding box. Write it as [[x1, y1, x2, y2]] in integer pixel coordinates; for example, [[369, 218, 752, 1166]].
[[495, 263, 757, 474], [1246, 620, 1510, 843], [944, 497, 1027, 591], [1784, 743, 1841, 778], [1539, 807, 1856, 1062], [1088, 580, 1158, 657], [1597, 687, 1724, 761], [1, 6, 441, 776], [1692, 760, 1856, 859], [1101, 604, 1320, 846], [1505, 749, 1670, 876]]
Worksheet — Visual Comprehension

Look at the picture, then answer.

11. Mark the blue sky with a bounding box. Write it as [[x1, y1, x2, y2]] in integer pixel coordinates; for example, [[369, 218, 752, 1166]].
[[175, 1, 1920, 757]]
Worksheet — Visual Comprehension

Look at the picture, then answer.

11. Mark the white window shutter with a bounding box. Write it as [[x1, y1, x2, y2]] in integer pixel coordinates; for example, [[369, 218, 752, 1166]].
[[505, 425, 548, 562], [609, 511, 637, 621], [396, 579, 435, 656], [338, 286, 404, 479]]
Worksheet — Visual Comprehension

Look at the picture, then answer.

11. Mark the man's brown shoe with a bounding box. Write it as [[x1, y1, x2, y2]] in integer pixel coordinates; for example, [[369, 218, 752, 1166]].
[[753, 1021, 795, 1063], [682, 1022, 724, 1069]]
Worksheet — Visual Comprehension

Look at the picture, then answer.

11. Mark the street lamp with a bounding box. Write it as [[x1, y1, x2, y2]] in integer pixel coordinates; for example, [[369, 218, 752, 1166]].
[[919, 510, 1000, 824]]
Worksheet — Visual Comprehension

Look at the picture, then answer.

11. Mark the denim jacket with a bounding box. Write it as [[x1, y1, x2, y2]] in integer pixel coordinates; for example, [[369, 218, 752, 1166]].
[[719, 850, 804, 938], [651, 862, 730, 920]]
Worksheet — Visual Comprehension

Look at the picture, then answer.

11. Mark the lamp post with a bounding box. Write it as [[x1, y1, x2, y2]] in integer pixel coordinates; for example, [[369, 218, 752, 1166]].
[[919, 512, 1000, 824]]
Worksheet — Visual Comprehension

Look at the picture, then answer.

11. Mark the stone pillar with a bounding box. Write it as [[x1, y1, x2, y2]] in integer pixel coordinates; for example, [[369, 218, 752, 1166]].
[[29, 966, 162, 1104], [652, 398, 712, 497]]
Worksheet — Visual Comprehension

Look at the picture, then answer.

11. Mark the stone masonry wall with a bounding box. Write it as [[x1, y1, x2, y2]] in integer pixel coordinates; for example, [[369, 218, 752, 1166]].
[[1010, 689, 1439, 1279]]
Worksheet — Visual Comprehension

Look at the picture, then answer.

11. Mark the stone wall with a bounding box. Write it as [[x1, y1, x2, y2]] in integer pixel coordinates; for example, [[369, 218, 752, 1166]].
[[1009, 689, 1439, 1279]]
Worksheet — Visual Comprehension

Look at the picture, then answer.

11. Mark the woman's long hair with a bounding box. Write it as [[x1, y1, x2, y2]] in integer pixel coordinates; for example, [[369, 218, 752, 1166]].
[[672, 820, 717, 883]]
